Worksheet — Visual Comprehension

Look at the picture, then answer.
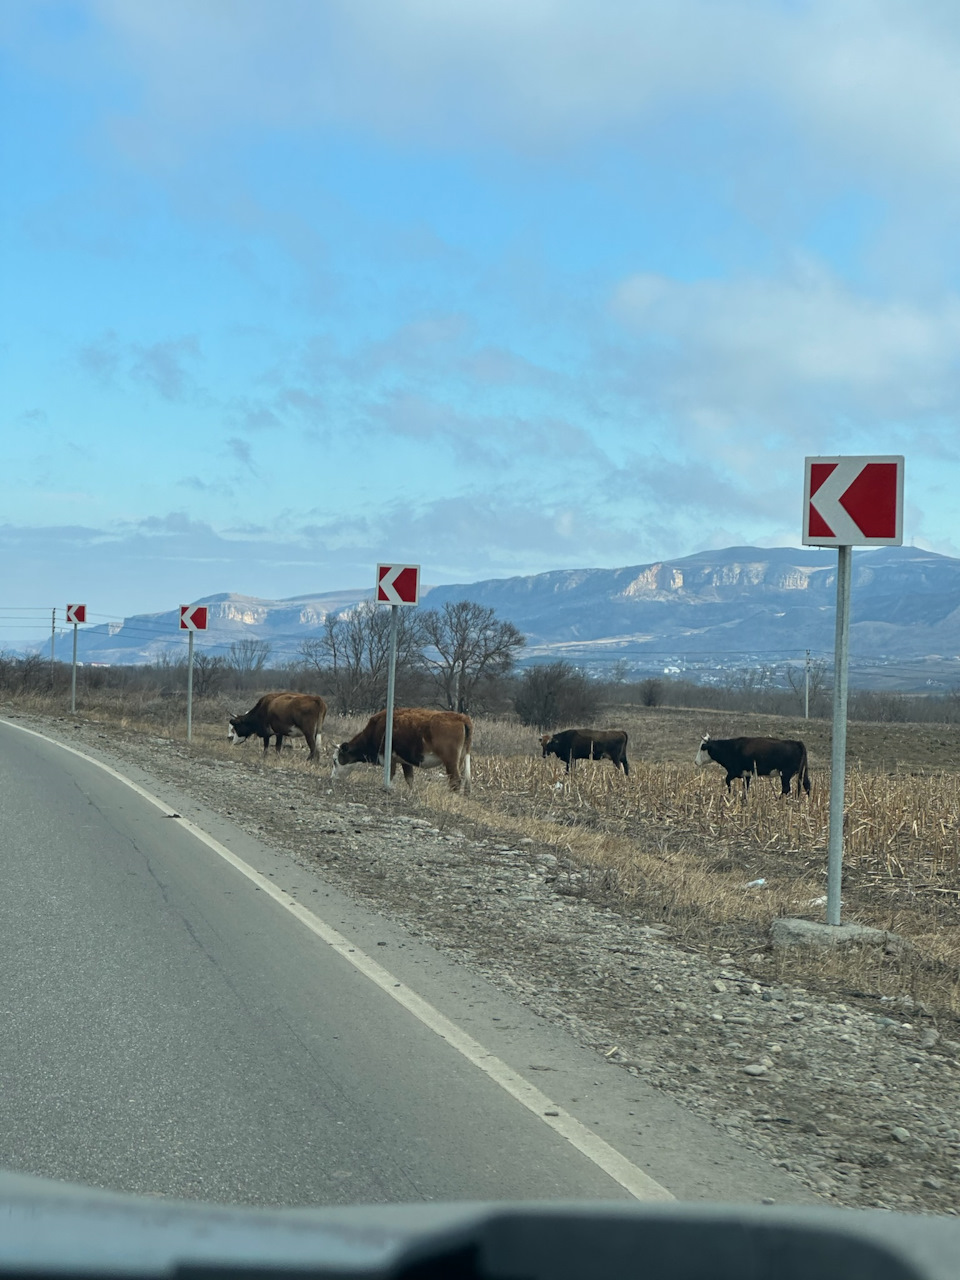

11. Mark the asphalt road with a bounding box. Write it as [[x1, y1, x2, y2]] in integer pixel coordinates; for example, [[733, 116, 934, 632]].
[[0, 719, 812, 1210]]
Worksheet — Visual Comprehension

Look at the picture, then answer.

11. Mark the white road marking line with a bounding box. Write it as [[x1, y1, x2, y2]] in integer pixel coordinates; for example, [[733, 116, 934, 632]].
[[3, 719, 674, 1203]]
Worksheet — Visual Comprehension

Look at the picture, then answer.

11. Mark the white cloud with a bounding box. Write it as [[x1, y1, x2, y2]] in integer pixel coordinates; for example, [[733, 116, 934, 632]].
[[69, 0, 960, 189], [612, 264, 960, 432]]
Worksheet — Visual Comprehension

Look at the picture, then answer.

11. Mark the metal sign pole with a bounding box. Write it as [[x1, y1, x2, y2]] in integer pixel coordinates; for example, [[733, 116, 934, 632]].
[[826, 545, 852, 925], [71, 623, 78, 714], [382, 604, 399, 790], [186, 630, 195, 742]]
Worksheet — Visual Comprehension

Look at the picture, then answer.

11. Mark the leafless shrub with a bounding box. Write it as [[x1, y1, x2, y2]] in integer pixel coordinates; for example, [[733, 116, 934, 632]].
[[514, 661, 599, 729]]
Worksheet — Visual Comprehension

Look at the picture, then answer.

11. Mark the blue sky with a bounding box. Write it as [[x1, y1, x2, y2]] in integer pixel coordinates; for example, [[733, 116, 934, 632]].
[[3, 1, 960, 644]]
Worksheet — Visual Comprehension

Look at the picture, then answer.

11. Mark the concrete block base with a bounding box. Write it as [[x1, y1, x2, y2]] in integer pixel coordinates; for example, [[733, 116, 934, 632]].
[[771, 917, 907, 952]]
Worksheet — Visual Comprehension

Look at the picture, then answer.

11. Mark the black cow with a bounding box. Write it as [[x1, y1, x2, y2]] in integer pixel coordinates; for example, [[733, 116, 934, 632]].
[[540, 728, 630, 775], [695, 733, 810, 797]]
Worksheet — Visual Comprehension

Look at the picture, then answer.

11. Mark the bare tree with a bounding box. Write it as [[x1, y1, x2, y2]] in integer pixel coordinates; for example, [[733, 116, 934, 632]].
[[227, 638, 272, 690], [420, 600, 525, 713], [784, 657, 830, 716], [299, 603, 424, 713], [192, 651, 227, 699]]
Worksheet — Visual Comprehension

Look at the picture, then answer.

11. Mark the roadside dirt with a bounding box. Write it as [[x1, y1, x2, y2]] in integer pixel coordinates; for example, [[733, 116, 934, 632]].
[[15, 710, 960, 1216]]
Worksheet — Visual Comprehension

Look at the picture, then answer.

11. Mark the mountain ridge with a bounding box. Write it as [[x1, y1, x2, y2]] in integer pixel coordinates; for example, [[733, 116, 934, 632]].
[[36, 545, 960, 681]]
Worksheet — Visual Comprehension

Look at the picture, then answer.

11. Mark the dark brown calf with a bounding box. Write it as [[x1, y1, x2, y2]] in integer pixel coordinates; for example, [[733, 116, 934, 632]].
[[540, 728, 630, 775], [695, 734, 810, 796], [228, 691, 327, 761]]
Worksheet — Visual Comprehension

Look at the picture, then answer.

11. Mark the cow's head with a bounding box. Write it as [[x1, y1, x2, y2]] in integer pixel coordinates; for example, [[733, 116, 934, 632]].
[[540, 733, 555, 758], [228, 715, 251, 745], [331, 741, 363, 780], [695, 733, 711, 766]]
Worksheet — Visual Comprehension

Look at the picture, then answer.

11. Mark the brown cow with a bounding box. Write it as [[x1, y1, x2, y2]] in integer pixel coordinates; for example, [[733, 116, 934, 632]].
[[228, 691, 327, 761], [332, 707, 472, 792]]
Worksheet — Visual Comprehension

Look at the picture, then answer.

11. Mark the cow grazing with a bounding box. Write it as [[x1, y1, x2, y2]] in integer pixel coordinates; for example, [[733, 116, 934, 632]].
[[228, 692, 327, 762], [540, 728, 630, 775], [695, 733, 810, 797], [332, 708, 472, 792]]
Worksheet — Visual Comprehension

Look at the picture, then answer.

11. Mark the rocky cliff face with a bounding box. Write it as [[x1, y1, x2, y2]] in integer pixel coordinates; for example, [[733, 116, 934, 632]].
[[422, 546, 960, 663]]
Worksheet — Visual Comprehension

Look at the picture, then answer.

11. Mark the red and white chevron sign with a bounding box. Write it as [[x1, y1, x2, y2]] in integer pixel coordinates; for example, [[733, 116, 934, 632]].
[[803, 456, 904, 547], [179, 604, 209, 631], [66, 604, 86, 625], [376, 563, 420, 606]]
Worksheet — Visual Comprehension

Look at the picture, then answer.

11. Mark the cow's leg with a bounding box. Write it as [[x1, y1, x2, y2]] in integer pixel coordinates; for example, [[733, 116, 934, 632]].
[[274, 732, 285, 756], [400, 762, 415, 787], [304, 730, 318, 762], [780, 770, 791, 797], [261, 734, 271, 755], [622, 755, 630, 776]]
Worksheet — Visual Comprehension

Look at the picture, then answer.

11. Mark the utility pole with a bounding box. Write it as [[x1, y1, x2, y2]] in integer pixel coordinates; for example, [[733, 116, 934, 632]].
[[804, 649, 810, 719], [50, 608, 56, 680]]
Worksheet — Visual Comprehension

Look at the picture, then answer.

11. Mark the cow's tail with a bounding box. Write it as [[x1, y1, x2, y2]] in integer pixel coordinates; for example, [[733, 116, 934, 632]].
[[460, 716, 473, 794], [799, 742, 811, 796]]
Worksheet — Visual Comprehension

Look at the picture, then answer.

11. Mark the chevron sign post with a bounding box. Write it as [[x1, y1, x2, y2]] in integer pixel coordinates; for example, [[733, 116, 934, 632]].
[[66, 604, 87, 713], [803, 456, 904, 927], [179, 605, 209, 741], [376, 564, 421, 789], [803, 456, 903, 547]]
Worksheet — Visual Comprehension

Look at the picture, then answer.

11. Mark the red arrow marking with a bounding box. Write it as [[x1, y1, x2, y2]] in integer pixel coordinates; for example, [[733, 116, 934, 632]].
[[839, 462, 899, 538], [807, 462, 837, 538], [392, 566, 418, 603]]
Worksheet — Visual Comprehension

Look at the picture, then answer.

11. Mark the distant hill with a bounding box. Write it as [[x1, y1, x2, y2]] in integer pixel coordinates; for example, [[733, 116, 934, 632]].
[[423, 545, 960, 664], [64, 588, 370, 666], [53, 546, 960, 688]]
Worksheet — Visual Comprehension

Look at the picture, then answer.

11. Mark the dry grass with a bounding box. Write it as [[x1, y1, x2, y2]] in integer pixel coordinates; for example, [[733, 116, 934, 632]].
[[8, 691, 960, 1020], [347, 707, 960, 1019]]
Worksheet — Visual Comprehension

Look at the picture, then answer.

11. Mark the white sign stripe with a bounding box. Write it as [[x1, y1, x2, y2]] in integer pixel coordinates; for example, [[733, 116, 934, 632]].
[[809, 459, 865, 543], [378, 566, 405, 605], [1, 718, 674, 1204]]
